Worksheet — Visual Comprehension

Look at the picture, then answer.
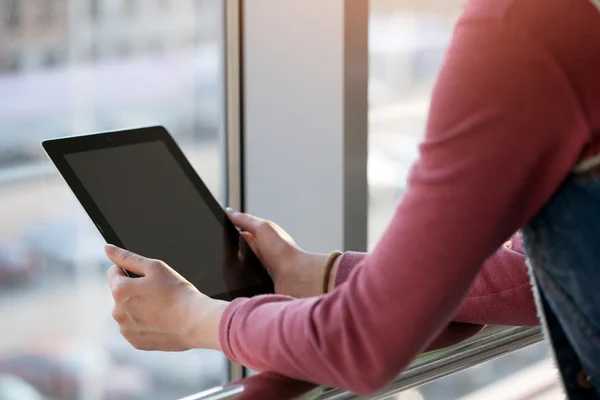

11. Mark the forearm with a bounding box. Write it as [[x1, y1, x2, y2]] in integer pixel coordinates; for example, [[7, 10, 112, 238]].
[[330, 234, 527, 288], [327, 251, 365, 290], [330, 233, 537, 327], [452, 234, 537, 326]]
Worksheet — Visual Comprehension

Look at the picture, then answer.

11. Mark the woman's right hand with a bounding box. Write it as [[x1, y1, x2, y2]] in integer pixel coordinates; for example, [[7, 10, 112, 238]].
[[226, 208, 336, 298]]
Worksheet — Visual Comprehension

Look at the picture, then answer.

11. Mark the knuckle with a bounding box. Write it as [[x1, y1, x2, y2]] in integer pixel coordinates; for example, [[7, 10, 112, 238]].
[[111, 283, 128, 302], [257, 220, 273, 233], [146, 259, 162, 273], [107, 265, 119, 280], [120, 250, 133, 262], [112, 306, 126, 324], [131, 340, 148, 351]]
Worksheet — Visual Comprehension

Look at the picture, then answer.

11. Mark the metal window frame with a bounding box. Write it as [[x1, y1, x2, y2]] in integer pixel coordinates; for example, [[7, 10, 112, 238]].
[[219, 0, 545, 395], [224, 0, 246, 382]]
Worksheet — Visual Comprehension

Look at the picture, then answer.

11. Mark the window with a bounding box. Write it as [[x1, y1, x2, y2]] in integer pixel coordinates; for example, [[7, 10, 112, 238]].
[[148, 39, 164, 53], [367, 4, 456, 242], [0, 1, 228, 399], [90, 0, 100, 21], [116, 41, 132, 58], [42, 50, 60, 68], [6, 0, 19, 31], [368, 0, 554, 398], [124, 0, 136, 16], [39, 0, 57, 25], [8, 53, 22, 72], [88, 42, 100, 61], [416, 342, 551, 399], [158, 0, 170, 11]]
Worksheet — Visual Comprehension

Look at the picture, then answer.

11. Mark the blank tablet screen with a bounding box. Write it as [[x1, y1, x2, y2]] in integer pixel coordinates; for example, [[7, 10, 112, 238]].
[[63, 140, 256, 298]]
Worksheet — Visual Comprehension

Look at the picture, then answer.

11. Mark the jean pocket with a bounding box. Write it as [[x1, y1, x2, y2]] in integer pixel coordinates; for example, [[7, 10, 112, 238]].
[[535, 267, 600, 378]]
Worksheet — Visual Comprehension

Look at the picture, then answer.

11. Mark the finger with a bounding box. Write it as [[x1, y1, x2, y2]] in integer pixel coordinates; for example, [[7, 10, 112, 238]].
[[240, 231, 259, 255], [107, 264, 128, 289], [226, 208, 264, 234], [107, 265, 136, 302], [105, 244, 149, 277], [107, 264, 127, 281]]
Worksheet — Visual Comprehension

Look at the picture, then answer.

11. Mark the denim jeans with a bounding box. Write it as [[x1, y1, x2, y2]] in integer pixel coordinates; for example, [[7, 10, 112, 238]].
[[522, 164, 600, 399]]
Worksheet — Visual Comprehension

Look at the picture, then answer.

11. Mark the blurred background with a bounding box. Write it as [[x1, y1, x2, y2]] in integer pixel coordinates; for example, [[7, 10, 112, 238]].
[[0, 0, 556, 399]]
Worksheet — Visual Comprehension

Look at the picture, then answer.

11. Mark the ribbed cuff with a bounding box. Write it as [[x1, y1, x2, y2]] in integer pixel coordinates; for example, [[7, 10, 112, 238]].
[[334, 251, 367, 288], [218, 297, 248, 363]]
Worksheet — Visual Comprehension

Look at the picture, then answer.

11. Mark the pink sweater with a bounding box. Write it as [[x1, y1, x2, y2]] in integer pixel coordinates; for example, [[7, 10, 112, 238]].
[[219, 0, 600, 394]]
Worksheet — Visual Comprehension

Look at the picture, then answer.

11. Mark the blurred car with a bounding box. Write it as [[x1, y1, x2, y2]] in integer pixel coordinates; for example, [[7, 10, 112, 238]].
[[0, 242, 42, 286], [0, 351, 81, 400], [0, 374, 43, 400], [23, 219, 110, 276], [0, 342, 150, 400]]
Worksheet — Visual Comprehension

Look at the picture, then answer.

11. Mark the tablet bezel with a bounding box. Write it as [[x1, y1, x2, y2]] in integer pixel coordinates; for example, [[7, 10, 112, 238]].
[[42, 125, 274, 300]]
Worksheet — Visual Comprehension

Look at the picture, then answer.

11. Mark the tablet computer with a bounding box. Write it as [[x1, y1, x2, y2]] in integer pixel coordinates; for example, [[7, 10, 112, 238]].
[[42, 126, 274, 300]]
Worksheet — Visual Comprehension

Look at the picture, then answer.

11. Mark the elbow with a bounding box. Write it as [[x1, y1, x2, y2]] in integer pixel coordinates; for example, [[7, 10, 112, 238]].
[[313, 321, 420, 394], [341, 369, 398, 396], [329, 355, 409, 396], [349, 381, 389, 396]]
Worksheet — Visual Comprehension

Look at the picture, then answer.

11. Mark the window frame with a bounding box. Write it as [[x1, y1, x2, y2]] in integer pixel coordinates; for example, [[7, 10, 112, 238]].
[[224, 0, 245, 382]]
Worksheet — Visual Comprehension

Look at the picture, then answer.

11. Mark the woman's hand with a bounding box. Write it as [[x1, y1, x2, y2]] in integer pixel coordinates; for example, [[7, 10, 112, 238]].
[[226, 209, 337, 298], [105, 245, 227, 352]]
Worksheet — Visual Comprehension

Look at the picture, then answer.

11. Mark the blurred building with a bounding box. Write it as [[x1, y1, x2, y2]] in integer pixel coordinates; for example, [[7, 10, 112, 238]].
[[0, 0, 68, 72], [0, 0, 220, 73], [65, 0, 205, 63]]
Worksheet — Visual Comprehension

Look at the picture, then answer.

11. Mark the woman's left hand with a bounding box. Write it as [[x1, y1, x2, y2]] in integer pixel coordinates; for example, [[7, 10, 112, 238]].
[[105, 244, 228, 352]]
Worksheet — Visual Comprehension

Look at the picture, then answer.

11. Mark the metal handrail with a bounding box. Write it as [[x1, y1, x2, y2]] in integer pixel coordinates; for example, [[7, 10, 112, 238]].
[[179, 326, 543, 400], [316, 326, 543, 399], [177, 385, 244, 400]]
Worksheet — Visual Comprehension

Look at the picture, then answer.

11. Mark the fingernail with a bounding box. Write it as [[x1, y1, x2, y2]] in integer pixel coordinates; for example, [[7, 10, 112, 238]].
[[226, 207, 235, 214]]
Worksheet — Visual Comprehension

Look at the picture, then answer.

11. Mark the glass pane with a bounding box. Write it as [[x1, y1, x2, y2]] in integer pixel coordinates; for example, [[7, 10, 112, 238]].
[[416, 342, 556, 399], [368, 1, 554, 399], [381, 342, 556, 400], [368, 0, 460, 248], [0, 1, 227, 399]]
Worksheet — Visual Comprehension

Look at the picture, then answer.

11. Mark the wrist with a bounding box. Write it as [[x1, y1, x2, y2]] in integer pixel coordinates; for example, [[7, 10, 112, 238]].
[[187, 295, 229, 351], [297, 251, 344, 296], [308, 252, 336, 297]]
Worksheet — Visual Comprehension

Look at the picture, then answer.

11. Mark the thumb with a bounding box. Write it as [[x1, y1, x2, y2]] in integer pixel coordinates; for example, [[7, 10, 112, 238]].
[[240, 231, 259, 256], [226, 208, 263, 234], [105, 245, 149, 277]]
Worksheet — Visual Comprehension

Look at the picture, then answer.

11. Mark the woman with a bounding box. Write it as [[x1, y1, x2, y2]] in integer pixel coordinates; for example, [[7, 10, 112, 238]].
[[105, 0, 600, 397]]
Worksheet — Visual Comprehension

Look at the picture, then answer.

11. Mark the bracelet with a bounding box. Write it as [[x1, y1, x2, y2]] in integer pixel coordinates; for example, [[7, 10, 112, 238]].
[[322, 251, 343, 294]]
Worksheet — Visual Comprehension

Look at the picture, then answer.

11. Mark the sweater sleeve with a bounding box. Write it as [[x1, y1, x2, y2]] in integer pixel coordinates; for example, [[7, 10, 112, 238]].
[[333, 251, 366, 287], [219, 19, 589, 395], [337, 233, 537, 327]]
